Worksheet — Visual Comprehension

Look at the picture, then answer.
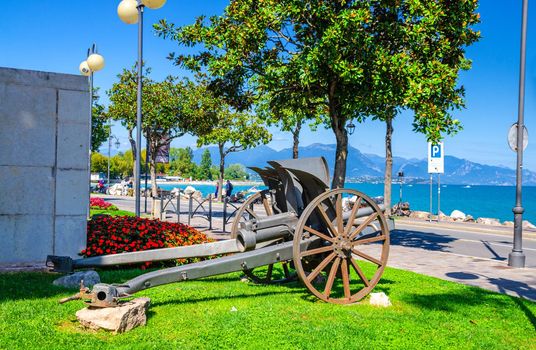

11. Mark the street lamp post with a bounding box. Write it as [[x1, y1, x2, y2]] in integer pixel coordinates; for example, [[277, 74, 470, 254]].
[[79, 44, 105, 218], [509, 0, 529, 268], [118, 0, 166, 217], [107, 124, 121, 191]]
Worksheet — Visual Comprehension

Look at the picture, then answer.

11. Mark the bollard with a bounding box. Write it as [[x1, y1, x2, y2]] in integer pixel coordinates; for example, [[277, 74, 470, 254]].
[[179, 191, 181, 224], [160, 196, 164, 221], [223, 197, 228, 233], [188, 195, 193, 226], [208, 194, 213, 230]]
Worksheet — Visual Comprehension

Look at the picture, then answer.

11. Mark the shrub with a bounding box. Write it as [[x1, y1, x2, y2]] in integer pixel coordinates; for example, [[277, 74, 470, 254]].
[[82, 216, 211, 269], [90, 197, 118, 211]]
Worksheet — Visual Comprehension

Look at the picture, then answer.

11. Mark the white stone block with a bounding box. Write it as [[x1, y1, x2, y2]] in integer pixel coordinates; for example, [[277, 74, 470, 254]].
[[54, 215, 87, 258], [58, 89, 90, 124], [76, 298, 151, 333], [369, 292, 392, 307], [55, 169, 89, 216], [57, 121, 89, 170], [0, 165, 54, 215], [0, 83, 56, 167], [0, 215, 53, 264]]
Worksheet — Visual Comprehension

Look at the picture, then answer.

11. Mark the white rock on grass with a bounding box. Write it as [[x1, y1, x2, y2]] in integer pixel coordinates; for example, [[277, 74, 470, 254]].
[[369, 292, 392, 307], [53, 271, 100, 289], [76, 297, 151, 333], [450, 210, 466, 221], [476, 217, 501, 226]]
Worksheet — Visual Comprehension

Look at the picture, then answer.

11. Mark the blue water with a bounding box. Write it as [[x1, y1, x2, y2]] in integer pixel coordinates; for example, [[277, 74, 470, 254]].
[[153, 183, 536, 223]]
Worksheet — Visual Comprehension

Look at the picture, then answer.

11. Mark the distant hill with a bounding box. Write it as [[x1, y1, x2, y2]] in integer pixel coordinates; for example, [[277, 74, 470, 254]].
[[192, 143, 536, 186]]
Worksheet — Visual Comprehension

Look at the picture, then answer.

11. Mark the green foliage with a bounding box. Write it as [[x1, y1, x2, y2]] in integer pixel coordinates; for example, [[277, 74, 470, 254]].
[[224, 163, 249, 180], [90, 152, 108, 174], [91, 100, 109, 152], [198, 149, 213, 180], [111, 151, 133, 178], [1, 267, 534, 349], [90, 209, 135, 217], [169, 147, 197, 179], [155, 0, 480, 187]]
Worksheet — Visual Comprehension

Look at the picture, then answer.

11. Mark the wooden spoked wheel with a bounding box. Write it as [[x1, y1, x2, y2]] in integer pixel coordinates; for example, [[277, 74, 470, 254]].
[[293, 188, 390, 304], [231, 190, 296, 284]]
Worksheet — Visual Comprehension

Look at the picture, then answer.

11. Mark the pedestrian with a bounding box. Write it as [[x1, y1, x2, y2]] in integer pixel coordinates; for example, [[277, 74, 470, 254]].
[[225, 180, 234, 198], [214, 182, 219, 199]]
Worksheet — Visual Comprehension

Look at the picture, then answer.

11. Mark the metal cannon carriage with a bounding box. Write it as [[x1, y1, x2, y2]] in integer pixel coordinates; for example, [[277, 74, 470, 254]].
[[48, 157, 392, 307]]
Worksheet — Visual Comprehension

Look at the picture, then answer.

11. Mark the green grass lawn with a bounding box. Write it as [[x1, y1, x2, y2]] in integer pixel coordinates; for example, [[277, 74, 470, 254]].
[[0, 266, 534, 350], [90, 209, 135, 217]]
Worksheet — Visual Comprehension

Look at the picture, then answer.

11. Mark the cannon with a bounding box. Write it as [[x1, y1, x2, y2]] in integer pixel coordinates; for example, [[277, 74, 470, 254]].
[[47, 157, 392, 307]]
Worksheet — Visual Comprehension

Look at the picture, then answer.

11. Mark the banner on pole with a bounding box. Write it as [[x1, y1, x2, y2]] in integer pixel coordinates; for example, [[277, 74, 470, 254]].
[[427, 142, 444, 174]]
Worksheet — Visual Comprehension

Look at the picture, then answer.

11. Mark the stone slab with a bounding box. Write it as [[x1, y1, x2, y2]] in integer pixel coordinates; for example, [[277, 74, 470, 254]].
[[0, 165, 54, 215], [76, 297, 151, 333], [57, 121, 89, 170], [0, 67, 87, 91], [54, 215, 87, 258], [55, 169, 89, 216], [0, 214, 53, 264], [0, 82, 56, 167], [58, 89, 90, 124]]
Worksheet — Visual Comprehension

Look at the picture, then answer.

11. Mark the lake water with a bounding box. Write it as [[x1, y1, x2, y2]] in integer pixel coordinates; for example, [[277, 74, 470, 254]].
[[153, 182, 536, 223]]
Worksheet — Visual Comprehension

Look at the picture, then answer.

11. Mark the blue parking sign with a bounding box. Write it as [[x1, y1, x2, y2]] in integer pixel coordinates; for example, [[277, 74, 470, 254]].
[[431, 144, 442, 158], [428, 142, 444, 173]]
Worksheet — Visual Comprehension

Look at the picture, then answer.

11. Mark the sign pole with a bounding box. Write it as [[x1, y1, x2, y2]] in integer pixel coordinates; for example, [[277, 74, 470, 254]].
[[437, 174, 441, 222], [429, 174, 433, 222]]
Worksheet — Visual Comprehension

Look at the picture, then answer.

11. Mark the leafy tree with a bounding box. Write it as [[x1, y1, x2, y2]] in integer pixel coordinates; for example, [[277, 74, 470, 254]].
[[364, 2, 479, 214], [90, 152, 108, 174], [111, 151, 133, 179], [169, 147, 197, 179], [198, 149, 213, 180], [225, 163, 249, 180], [196, 110, 271, 200], [90, 92, 109, 151], [155, 1, 377, 188], [106, 65, 193, 197]]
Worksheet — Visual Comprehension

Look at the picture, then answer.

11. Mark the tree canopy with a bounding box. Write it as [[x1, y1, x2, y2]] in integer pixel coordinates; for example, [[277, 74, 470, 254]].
[[156, 0, 480, 188]]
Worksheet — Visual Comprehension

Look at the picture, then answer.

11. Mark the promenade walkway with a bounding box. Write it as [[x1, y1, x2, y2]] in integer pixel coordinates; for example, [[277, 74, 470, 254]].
[[98, 194, 536, 301]]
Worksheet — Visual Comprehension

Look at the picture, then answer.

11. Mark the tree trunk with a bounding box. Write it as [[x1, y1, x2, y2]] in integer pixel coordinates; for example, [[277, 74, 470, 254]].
[[332, 126, 348, 189], [218, 143, 225, 201], [150, 142, 159, 199], [127, 128, 136, 177], [384, 117, 394, 216], [292, 121, 302, 159], [329, 81, 347, 189]]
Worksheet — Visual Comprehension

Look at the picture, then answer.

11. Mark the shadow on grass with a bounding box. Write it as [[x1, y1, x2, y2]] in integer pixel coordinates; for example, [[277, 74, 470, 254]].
[[404, 274, 536, 332], [150, 289, 303, 309], [0, 272, 70, 302]]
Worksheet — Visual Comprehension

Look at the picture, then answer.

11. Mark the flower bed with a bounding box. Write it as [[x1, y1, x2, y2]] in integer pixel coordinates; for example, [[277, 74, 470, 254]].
[[90, 197, 118, 211], [82, 216, 212, 269]]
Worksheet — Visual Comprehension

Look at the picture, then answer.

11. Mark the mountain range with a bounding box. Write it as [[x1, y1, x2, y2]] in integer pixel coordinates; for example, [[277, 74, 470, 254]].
[[192, 143, 536, 186]]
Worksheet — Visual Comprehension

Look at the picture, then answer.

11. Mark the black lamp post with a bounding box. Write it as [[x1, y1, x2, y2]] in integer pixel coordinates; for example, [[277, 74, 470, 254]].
[[346, 121, 356, 135]]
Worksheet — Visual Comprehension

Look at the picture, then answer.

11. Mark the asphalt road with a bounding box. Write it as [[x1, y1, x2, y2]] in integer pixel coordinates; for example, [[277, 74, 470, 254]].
[[393, 221, 536, 268]]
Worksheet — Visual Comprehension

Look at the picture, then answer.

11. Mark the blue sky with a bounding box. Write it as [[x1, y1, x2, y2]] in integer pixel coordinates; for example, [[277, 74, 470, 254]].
[[1, 0, 535, 171]]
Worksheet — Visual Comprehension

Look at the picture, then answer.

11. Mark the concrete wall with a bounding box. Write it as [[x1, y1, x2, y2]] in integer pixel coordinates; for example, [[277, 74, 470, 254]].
[[0, 67, 90, 266]]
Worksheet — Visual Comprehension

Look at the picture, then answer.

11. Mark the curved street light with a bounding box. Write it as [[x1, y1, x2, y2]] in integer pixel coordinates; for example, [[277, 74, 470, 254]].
[[80, 44, 104, 218], [117, 0, 166, 217]]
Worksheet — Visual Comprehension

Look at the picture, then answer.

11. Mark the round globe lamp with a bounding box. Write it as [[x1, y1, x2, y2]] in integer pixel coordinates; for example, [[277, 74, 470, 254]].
[[118, 0, 139, 24], [87, 53, 105, 72], [79, 61, 91, 76], [142, 0, 166, 9]]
